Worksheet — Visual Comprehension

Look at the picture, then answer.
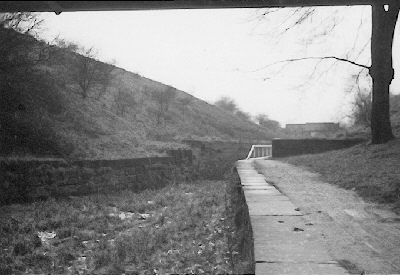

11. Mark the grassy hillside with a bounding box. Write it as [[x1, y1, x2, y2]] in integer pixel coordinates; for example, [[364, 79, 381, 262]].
[[0, 29, 279, 159]]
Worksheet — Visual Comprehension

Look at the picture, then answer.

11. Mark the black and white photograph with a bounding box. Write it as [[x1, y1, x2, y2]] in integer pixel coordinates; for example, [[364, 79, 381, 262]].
[[0, 1, 399, 274]]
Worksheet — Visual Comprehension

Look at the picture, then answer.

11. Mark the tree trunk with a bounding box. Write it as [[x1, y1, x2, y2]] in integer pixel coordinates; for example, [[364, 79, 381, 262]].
[[369, 2, 399, 144]]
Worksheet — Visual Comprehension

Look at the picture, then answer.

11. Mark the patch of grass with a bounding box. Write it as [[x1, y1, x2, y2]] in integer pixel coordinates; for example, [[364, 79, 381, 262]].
[[0, 180, 252, 274], [282, 138, 400, 213]]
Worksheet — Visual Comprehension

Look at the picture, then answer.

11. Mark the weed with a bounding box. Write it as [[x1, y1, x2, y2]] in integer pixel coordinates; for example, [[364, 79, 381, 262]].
[[93, 249, 113, 269], [0, 180, 247, 274], [13, 240, 32, 256]]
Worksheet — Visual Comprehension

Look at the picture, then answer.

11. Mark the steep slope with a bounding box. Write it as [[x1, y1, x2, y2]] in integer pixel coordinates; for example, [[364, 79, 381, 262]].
[[0, 30, 278, 159]]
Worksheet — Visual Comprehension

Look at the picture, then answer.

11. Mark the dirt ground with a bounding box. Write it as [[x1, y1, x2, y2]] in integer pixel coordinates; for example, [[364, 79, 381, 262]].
[[254, 159, 400, 274]]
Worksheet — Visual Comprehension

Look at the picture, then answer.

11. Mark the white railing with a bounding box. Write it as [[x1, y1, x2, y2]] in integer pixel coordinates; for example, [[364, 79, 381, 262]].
[[246, 145, 272, 160]]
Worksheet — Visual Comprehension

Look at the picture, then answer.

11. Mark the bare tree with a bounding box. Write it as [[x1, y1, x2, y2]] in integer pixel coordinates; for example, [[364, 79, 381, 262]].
[[114, 87, 137, 116], [52, 35, 79, 52], [215, 96, 238, 113], [255, 114, 281, 130], [0, 12, 43, 35], [369, 2, 399, 143], [136, 90, 146, 114], [53, 38, 114, 99], [352, 89, 372, 127], [70, 47, 114, 99], [164, 86, 177, 112], [215, 96, 256, 122], [151, 86, 177, 126], [346, 73, 372, 127], [177, 96, 194, 119], [255, 3, 400, 144], [236, 110, 252, 121], [0, 13, 46, 73], [0, 12, 52, 101]]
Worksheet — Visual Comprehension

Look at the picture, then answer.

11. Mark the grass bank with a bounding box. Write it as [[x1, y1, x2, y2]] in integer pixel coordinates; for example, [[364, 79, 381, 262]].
[[282, 138, 400, 213], [0, 180, 253, 274]]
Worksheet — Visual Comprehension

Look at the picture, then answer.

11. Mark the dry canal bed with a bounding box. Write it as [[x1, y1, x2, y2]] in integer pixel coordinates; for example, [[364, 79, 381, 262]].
[[0, 180, 252, 275]]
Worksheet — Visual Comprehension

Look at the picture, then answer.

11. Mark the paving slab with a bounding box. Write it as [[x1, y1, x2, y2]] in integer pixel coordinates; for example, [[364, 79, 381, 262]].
[[241, 179, 268, 183], [240, 175, 265, 178], [243, 189, 282, 197], [256, 262, 348, 275], [242, 185, 277, 190], [240, 178, 267, 182], [251, 216, 333, 262], [239, 175, 265, 178], [247, 200, 302, 216], [244, 191, 289, 202], [240, 176, 266, 179], [241, 181, 269, 187], [236, 159, 348, 275], [240, 181, 268, 185]]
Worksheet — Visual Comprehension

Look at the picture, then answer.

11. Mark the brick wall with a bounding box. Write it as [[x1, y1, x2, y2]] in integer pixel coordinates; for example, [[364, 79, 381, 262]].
[[0, 150, 192, 205], [271, 138, 365, 158]]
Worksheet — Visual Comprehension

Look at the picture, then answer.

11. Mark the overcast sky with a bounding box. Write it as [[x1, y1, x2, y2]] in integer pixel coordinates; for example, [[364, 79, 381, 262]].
[[40, 6, 400, 126]]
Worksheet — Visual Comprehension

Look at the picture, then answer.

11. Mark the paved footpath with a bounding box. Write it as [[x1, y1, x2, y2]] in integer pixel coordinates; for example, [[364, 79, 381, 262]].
[[253, 159, 400, 274], [236, 159, 348, 275]]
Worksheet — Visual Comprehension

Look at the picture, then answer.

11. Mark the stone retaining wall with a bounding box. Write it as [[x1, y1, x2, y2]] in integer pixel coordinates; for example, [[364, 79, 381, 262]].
[[183, 140, 262, 179], [0, 150, 192, 205], [271, 138, 365, 158], [231, 167, 255, 273]]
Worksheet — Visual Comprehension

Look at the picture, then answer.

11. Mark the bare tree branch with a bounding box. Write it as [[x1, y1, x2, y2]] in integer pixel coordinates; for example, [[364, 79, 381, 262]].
[[257, 56, 369, 72]]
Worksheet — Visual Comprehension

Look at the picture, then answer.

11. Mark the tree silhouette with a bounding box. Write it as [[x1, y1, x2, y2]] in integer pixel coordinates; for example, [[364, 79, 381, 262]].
[[114, 86, 137, 116], [215, 96, 238, 113], [255, 114, 281, 130], [53, 39, 114, 99], [256, 2, 399, 143], [177, 96, 194, 120], [151, 86, 177, 126]]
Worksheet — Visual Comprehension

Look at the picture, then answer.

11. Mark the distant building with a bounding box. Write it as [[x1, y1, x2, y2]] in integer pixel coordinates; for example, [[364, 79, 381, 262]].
[[285, 122, 341, 138]]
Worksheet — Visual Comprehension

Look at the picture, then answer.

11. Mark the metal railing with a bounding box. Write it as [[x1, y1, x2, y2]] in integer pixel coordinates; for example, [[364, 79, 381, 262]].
[[246, 145, 272, 160]]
